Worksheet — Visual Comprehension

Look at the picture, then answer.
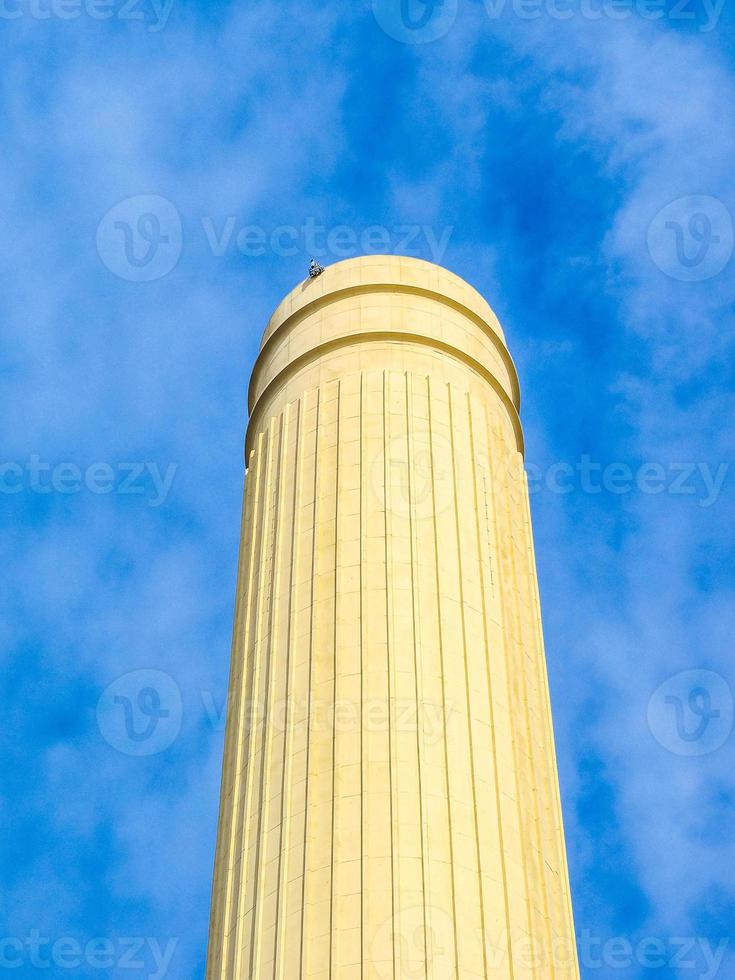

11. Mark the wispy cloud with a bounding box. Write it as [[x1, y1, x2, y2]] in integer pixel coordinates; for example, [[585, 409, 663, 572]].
[[2, 1, 733, 977]]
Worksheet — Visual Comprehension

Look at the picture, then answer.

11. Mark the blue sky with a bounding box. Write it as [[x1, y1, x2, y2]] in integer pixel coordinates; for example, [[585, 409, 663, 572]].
[[1, 1, 734, 977]]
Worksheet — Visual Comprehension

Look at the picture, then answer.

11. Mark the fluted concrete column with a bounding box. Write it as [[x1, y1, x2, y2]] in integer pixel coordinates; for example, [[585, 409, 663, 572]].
[[206, 256, 579, 979]]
